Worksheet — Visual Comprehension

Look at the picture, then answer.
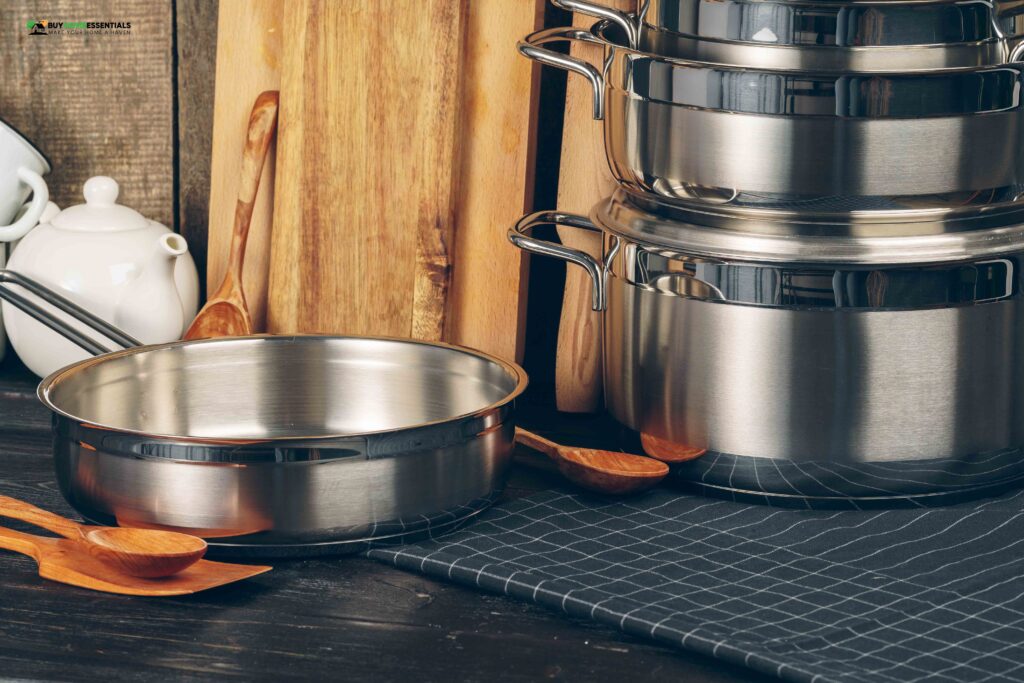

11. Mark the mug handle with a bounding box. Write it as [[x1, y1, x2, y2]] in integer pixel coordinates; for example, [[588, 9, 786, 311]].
[[0, 167, 49, 242]]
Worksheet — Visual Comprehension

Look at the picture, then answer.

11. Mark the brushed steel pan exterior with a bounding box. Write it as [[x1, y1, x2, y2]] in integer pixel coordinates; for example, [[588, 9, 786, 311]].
[[557, 0, 1024, 71], [519, 22, 1024, 216], [510, 199, 1024, 503], [37, 336, 527, 556]]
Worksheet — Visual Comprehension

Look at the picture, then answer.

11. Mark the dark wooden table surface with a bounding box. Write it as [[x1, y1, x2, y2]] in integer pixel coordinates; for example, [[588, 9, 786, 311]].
[[0, 354, 766, 682]]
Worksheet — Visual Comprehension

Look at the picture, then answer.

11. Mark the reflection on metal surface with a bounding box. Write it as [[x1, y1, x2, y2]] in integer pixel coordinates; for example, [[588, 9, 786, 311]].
[[558, 0, 1024, 70], [42, 336, 527, 554], [510, 207, 1024, 501], [518, 22, 1024, 213], [671, 450, 1024, 507]]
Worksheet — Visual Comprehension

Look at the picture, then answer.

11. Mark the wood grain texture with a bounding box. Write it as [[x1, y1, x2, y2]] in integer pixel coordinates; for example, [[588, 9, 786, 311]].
[[175, 0, 219, 291], [268, 0, 466, 340], [205, 0, 282, 331], [0, 525, 267, 596], [0, 0, 175, 226], [445, 0, 545, 362], [554, 1, 634, 412], [0, 361, 763, 682], [0, 495, 209, 578], [515, 428, 667, 495]]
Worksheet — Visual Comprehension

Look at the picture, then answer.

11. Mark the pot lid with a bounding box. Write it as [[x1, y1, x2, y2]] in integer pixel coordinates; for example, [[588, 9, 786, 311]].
[[595, 190, 1024, 264], [50, 176, 149, 232]]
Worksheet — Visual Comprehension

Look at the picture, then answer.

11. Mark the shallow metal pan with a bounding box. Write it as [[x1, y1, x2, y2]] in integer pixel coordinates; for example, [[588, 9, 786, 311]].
[[0, 272, 527, 556]]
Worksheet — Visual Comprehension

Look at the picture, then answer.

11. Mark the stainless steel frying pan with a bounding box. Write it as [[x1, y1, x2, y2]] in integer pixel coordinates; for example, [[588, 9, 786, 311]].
[[0, 271, 527, 556]]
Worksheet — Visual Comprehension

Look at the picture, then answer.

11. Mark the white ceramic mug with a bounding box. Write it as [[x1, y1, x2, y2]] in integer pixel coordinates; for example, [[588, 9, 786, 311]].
[[0, 119, 50, 242], [0, 119, 50, 362]]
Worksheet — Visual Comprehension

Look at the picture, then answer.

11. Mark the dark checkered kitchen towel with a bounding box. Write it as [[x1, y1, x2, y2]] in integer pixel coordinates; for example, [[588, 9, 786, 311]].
[[369, 487, 1024, 682]]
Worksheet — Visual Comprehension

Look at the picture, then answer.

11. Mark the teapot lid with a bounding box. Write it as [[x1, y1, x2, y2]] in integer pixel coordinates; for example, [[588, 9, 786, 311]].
[[50, 176, 149, 231]]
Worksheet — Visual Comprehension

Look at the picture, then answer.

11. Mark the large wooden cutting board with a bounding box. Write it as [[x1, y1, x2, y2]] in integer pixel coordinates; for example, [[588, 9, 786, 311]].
[[205, 0, 282, 332], [267, 0, 467, 340], [445, 0, 545, 363]]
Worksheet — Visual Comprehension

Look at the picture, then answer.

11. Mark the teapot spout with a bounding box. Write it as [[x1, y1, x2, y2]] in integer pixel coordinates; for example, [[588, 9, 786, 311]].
[[114, 234, 188, 344]]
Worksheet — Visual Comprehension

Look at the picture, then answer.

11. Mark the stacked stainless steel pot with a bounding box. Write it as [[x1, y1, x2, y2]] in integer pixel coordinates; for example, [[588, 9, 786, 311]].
[[512, 0, 1024, 505]]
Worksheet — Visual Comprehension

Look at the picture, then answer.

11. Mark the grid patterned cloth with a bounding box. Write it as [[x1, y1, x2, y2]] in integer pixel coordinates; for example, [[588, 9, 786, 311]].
[[369, 487, 1024, 682]]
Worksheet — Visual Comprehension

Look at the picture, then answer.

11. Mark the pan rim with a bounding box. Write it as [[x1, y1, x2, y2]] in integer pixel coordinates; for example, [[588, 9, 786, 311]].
[[36, 334, 529, 445]]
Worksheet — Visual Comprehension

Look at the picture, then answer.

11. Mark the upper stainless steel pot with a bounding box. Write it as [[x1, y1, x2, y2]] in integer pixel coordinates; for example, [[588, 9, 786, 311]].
[[510, 192, 1024, 504], [519, 21, 1024, 216], [557, 0, 1024, 71]]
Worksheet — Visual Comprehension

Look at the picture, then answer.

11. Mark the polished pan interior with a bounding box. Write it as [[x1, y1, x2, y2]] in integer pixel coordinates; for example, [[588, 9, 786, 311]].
[[43, 336, 520, 439], [40, 336, 527, 555]]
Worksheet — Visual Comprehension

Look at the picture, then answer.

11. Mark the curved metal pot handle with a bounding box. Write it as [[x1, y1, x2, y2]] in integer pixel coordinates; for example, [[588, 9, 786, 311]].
[[551, 0, 638, 48], [1010, 41, 1024, 62], [517, 27, 606, 120], [508, 211, 607, 311]]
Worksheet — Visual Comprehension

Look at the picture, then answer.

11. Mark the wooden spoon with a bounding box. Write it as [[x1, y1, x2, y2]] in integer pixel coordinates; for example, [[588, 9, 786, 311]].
[[0, 525, 270, 596], [184, 90, 279, 340], [515, 428, 668, 495], [640, 433, 708, 463], [0, 495, 207, 578]]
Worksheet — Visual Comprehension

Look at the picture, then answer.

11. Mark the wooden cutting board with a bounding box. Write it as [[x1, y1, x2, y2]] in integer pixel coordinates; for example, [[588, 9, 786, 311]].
[[267, 0, 467, 340], [205, 0, 282, 332], [555, 1, 634, 411], [445, 0, 545, 363]]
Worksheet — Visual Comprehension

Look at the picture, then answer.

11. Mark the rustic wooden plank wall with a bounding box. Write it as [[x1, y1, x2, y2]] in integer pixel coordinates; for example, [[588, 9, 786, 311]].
[[0, 0, 216, 285]]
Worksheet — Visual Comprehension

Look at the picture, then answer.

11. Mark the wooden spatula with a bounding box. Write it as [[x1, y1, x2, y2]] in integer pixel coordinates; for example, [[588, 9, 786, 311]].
[[185, 90, 279, 340], [0, 524, 270, 596]]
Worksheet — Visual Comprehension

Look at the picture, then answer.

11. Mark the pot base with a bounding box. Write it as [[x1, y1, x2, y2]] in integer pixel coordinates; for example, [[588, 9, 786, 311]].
[[667, 449, 1024, 508]]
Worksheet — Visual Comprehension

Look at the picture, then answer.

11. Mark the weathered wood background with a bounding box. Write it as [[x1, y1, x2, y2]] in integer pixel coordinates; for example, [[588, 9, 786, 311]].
[[0, 0, 218, 291], [0, 0, 574, 400]]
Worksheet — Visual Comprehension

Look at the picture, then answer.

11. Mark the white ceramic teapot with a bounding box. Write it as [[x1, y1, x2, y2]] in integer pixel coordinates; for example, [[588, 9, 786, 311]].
[[4, 176, 199, 377]]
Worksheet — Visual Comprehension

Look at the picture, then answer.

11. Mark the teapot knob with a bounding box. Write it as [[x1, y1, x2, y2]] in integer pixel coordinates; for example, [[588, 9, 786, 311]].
[[83, 176, 119, 207]]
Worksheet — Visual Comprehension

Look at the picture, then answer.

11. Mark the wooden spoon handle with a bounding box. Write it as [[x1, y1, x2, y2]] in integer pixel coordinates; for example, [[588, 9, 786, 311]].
[[226, 90, 280, 279], [0, 495, 84, 539], [514, 428, 562, 460], [0, 525, 44, 560]]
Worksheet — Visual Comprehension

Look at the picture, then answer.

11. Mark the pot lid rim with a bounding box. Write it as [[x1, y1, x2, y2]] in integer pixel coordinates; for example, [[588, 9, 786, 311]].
[[596, 191, 1024, 264]]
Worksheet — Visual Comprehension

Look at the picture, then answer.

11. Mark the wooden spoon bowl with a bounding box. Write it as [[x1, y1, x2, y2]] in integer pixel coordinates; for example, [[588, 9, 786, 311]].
[[516, 428, 669, 495], [640, 433, 708, 463], [84, 527, 208, 578]]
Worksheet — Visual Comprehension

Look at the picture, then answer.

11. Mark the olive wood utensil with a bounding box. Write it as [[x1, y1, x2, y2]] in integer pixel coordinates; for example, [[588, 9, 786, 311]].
[[185, 90, 279, 340], [553, 0, 634, 412], [640, 433, 708, 463], [206, 0, 283, 331], [0, 524, 271, 596], [0, 497, 271, 595], [515, 428, 668, 495], [0, 495, 208, 578]]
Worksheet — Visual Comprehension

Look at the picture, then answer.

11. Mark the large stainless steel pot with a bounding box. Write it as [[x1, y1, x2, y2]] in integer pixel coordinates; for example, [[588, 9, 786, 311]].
[[510, 192, 1024, 505], [0, 272, 527, 556], [558, 0, 1024, 71], [519, 22, 1024, 215]]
